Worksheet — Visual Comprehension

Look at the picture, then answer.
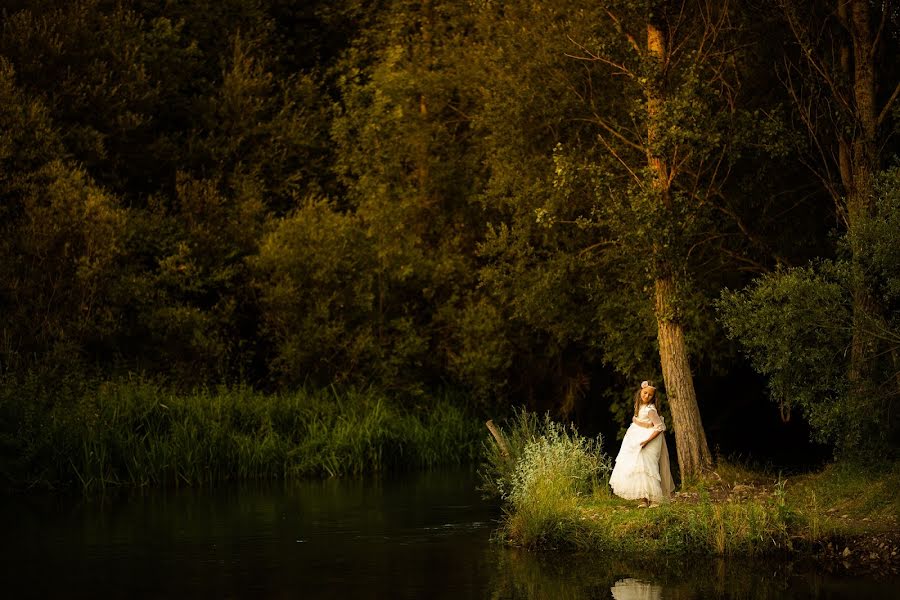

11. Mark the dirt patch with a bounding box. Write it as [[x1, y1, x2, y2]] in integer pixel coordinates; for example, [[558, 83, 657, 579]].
[[673, 479, 779, 504]]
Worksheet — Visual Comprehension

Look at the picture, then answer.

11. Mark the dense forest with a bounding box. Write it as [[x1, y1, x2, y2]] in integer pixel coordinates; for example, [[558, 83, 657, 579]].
[[1, 0, 899, 487]]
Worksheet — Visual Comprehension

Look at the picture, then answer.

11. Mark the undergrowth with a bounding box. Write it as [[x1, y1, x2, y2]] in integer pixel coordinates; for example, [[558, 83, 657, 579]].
[[0, 374, 483, 492]]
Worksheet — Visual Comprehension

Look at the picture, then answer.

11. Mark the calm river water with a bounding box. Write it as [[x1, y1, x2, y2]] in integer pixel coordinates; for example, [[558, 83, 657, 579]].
[[1, 469, 896, 599]]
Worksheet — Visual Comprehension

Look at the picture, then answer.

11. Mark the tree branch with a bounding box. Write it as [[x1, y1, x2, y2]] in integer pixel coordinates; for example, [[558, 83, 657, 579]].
[[565, 35, 635, 78], [780, 0, 855, 118], [603, 8, 641, 55], [877, 79, 900, 128], [580, 114, 645, 154], [871, 2, 888, 59], [596, 131, 643, 186]]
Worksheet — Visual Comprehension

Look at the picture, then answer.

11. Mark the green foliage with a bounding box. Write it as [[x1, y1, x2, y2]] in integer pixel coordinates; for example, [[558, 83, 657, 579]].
[[0, 0, 201, 194], [0, 0, 895, 465], [325, 0, 490, 399], [0, 374, 482, 492], [0, 159, 128, 368], [0, 1, 337, 383], [855, 167, 900, 312], [460, 1, 639, 407], [0, 57, 64, 175], [191, 35, 333, 211], [717, 264, 855, 447], [443, 298, 513, 399], [480, 410, 611, 546], [252, 199, 380, 386], [719, 167, 900, 453]]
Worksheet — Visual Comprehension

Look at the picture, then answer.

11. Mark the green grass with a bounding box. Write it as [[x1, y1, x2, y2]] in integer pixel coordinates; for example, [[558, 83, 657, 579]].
[[509, 489, 797, 555], [495, 472, 797, 554], [784, 460, 900, 541], [0, 375, 484, 493], [481, 411, 899, 556]]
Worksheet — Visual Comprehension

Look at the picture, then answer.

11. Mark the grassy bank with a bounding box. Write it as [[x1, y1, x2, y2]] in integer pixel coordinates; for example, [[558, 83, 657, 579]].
[[482, 412, 900, 564], [0, 376, 484, 492]]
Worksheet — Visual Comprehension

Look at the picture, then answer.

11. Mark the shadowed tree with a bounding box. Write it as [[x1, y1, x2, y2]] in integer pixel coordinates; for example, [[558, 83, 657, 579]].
[[777, 0, 900, 387]]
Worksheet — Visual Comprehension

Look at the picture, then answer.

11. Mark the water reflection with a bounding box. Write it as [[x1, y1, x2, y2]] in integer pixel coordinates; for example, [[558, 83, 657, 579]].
[[1, 471, 897, 599], [487, 546, 898, 599], [611, 578, 663, 600], [1, 470, 500, 599]]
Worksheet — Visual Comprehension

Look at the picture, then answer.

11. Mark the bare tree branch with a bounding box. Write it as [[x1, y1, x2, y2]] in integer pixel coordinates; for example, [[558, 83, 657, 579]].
[[871, 1, 888, 58], [603, 8, 641, 55], [877, 79, 900, 128], [778, 57, 847, 221], [565, 35, 635, 79], [780, 0, 855, 118], [596, 131, 643, 186], [573, 114, 645, 154]]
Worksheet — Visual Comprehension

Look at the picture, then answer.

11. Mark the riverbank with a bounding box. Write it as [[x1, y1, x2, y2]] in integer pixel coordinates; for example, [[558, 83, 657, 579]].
[[0, 376, 483, 492], [481, 411, 900, 574], [497, 458, 900, 573]]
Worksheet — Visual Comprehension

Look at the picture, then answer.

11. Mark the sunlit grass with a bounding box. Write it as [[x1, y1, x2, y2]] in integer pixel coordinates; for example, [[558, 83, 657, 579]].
[[785, 460, 900, 540], [496, 457, 900, 555], [482, 411, 897, 556], [499, 487, 796, 555]]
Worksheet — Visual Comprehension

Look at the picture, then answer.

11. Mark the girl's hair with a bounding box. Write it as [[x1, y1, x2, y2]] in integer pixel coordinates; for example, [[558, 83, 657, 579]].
[[633, 380, 657, 417]]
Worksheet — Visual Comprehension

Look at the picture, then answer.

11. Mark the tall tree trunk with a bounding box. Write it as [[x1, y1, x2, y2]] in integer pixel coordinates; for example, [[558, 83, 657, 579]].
[[842, 0, 879, 384], [646, 16, 712, 478], [655, 276, 712, 476]]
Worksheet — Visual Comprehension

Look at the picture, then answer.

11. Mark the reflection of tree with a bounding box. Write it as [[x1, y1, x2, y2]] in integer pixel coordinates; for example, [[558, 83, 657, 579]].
[[487, 549, 799, 600]]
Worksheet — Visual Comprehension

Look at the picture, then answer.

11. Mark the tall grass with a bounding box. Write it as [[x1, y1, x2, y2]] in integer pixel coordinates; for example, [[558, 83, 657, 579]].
[[478, 408, 543, 500], [480, 410, 612, 547], [0, 374, 483, 493], [786, 460, 900, 539], [487, 424, 899, 556], [480, 411, 804, 554], [498, 478, 798, 554]]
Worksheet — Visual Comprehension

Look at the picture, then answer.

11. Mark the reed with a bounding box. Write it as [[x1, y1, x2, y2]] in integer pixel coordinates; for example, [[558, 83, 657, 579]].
[[0, 375, 483, 492]]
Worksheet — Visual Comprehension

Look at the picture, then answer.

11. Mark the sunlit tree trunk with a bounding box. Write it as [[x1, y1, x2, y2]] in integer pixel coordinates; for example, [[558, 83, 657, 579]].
[[646, 15, 712, 479], [655, 276, 712, 476]]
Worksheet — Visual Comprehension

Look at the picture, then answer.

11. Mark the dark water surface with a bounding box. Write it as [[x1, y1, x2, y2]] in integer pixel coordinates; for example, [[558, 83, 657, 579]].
[[1, 469, 896, 599]]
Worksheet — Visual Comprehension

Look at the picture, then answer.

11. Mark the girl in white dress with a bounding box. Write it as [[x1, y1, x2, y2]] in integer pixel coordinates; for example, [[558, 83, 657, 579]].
[[608, 381, 675, 505]]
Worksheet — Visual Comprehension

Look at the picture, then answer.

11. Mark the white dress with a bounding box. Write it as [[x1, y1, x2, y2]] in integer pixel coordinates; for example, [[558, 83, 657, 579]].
[[609, 404, 674, 503]]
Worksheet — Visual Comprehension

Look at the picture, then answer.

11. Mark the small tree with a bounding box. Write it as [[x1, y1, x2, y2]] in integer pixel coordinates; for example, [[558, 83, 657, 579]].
[[719, 166, 900, 453]]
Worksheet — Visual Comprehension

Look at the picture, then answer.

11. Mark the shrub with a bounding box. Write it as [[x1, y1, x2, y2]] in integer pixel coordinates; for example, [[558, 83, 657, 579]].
[[480, 410, 612, 546]]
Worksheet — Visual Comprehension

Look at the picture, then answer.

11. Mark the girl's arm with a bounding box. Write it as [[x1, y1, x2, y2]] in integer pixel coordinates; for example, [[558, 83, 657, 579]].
[[640, 429, 661, 447], [640, 408, 666, 447]]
